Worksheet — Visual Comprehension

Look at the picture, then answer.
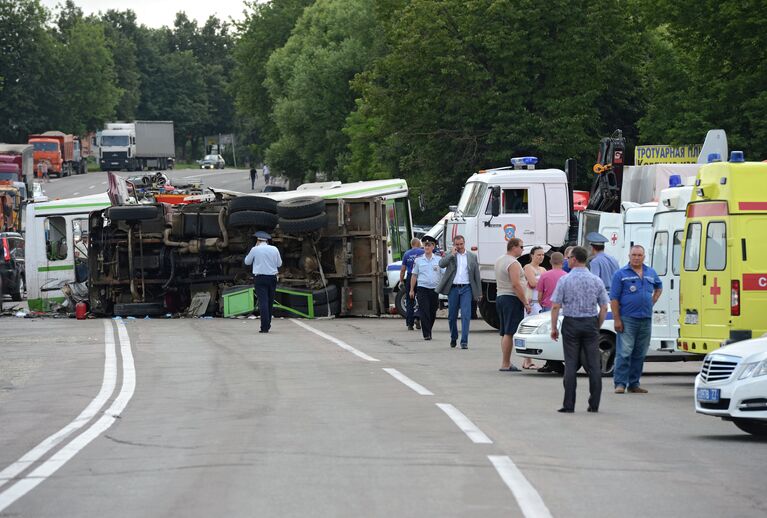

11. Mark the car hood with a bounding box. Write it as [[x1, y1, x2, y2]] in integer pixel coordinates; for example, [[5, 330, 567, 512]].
[[710, 336, 767, 362], [519, 311, 616, 331]]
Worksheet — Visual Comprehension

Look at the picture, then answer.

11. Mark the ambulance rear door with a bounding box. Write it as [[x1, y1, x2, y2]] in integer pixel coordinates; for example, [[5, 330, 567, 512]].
[[680, 219, 704, 340], [699, 218, 730, 344]]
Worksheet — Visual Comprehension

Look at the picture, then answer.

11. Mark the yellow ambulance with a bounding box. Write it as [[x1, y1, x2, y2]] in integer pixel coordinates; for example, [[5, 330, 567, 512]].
[[678, 152, 767, 353]]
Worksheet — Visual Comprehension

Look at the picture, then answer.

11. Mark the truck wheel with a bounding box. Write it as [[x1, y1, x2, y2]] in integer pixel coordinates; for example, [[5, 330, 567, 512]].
[[733, 418, 767, 436], [479, 297, 500, 329], [107, 205, 160, 221], [277, 196, 325, 219], [229, 196, 278, 214], [278, 213, 327, 235], [395, 288, 417, 319], [227, 210, 279, 229]]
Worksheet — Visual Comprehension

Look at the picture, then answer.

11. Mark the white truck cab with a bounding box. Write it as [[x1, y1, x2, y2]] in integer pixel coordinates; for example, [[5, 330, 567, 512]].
[[445, 157, 571, 326]]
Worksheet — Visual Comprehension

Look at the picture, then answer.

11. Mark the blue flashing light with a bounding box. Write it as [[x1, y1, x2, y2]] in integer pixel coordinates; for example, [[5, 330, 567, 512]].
[[730, 150, 745, 163], [707, 153, 722, 163], [668, 174, 682, 188], [510, 156, 538, 167]]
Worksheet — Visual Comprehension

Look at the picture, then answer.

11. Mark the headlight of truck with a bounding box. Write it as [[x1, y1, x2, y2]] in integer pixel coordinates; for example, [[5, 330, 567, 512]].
[[534, 320, 552, 335], [739, 360, 767, 379]]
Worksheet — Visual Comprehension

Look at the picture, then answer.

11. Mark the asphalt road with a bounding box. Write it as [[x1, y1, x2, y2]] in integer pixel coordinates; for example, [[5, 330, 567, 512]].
[[1, 316, 765, 517], [39, 167, 281, 200]]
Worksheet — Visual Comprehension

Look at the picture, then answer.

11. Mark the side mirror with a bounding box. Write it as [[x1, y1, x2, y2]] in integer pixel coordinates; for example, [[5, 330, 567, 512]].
[[491, 186, 501, 217], [448, 205, 458, 213], [418, 193, 426, 212]]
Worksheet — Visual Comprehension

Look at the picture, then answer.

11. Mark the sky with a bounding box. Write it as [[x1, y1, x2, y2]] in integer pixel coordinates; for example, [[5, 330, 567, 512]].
[[40, 0, 251, 29]]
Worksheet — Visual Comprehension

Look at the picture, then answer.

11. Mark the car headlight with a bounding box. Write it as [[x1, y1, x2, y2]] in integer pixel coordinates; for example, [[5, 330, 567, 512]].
[[534, 320, 552, 335], [739, 359, 767, 379]]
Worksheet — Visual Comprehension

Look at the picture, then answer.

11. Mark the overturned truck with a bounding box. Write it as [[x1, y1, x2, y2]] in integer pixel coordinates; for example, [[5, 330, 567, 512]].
[[87, 193, 393, 317]]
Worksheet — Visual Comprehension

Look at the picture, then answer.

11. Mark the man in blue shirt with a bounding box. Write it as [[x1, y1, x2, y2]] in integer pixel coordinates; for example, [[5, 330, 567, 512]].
[[244, 231, 283, 333], [550, 246, 610, 413], [610, 245, 663, 394], [399, 238, 424, 330], [409, 236, 442, 341], [587, 232, 619, 293]]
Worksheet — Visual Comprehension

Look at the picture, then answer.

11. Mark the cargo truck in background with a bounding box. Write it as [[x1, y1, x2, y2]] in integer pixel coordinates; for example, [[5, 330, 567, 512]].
[[28, 131, 87, 178], [98, 121, 175, 172], [0, 144, 34, 189]]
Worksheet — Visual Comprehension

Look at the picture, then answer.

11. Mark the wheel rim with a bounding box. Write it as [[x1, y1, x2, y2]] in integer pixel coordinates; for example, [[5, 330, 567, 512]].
[[599, 338, 615, 374]]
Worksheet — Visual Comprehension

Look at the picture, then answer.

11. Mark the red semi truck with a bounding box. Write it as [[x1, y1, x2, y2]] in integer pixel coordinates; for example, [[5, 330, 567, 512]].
[[28, 131, 87, 178]]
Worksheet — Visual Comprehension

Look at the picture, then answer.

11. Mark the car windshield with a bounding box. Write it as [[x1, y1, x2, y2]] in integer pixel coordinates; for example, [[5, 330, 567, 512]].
[[32, 142, 58, 152], [204, 155, 218, 160], [101, 135, 129, 147], [456, 182, 486, 217]]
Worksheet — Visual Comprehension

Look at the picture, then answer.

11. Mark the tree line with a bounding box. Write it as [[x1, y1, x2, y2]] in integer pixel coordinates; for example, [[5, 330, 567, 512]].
[[2, 0, 765, 219]]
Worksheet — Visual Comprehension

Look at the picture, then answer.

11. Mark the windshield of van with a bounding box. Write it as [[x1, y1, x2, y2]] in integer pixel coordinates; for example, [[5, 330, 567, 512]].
[[101, 135, 129, 147], [32, 142, 58, 152], [456, 182, 486, 217]]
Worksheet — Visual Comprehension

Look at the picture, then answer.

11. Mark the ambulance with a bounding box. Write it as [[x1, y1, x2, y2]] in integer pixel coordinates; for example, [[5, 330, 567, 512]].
[[678, 152, 767, 354]]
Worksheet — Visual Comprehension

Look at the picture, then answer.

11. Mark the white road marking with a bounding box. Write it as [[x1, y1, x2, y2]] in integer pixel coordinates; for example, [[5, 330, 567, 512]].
[[0, 320, 136, 512], [101, 181, 107, 185], [436, 403, 492, 444], [488, 455, 553, 518], [291, 319, 379, 362], [0, 321, 117, 490], [383, 368, 433, 395], [72, 192, 79, 196], [182, 172, 226, 180], [88, 185, 95, 189]]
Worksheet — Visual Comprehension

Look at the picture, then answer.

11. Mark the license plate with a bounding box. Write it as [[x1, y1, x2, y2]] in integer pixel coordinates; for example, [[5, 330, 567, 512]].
[[696, 388, 720, 403], [514, 338, 526, 349], [684, 313, 698, 325]]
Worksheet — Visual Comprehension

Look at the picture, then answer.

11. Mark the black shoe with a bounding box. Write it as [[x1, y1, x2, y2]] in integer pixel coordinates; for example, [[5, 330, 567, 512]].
[[537, 364, 555, 373], [259, 330, 269, 334], [407, 325, 414, 331], [557, 408, 574, 413], [461, 343, 468, 349], [424, 336, 432, 341], [587, 407, 598, 413], [450, 339, 457, 348], [415, 320, 421, 329]]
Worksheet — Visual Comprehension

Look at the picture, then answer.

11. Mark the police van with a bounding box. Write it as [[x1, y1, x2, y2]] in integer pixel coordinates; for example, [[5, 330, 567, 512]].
[[678, 153, 767, 354]]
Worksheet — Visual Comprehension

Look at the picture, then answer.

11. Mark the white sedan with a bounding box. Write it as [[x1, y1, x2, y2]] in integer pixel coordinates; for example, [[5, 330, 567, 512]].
[[514, 312, 692, 375], [695, 337, 767, 436]]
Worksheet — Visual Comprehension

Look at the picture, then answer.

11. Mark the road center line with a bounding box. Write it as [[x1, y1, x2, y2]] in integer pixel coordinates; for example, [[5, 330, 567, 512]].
[[436, 403, 492, 444], [290, 319, 379, 362], [488, 455, 553, 518], [383, 368, 433, 395], [88, 185, 95, 189], [0, 321, 117, 490], [0, 320, 136, 513]]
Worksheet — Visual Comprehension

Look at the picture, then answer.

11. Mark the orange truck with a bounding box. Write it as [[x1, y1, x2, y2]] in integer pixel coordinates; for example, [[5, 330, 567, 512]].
[[28, 131, 87, 178]]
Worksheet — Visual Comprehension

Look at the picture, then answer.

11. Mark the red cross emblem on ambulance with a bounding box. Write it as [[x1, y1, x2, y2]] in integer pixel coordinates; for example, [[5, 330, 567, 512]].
[[610, 232, 618, 245]]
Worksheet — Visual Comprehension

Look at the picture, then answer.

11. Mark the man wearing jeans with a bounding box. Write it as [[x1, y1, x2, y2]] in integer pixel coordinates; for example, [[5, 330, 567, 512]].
[[610, 245, 663, 394], [437, 235, 481, 349]]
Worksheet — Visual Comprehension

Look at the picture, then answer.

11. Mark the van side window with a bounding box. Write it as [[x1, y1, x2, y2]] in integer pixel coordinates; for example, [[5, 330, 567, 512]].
[[45, 216, 68, 261], [651, 231, 668, 276], [683, 222, 702, 271], [672, 230, 683, 275], [705, 222, 726, 271]]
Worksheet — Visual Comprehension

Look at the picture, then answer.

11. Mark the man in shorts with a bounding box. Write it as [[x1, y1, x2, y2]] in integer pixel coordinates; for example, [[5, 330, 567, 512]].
[[495, 238, 531, 372]]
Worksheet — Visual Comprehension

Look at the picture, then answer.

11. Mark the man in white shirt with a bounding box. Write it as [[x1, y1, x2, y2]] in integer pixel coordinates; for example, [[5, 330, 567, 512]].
[[244, 231, 282, 333], [437, 235, 481, 349]]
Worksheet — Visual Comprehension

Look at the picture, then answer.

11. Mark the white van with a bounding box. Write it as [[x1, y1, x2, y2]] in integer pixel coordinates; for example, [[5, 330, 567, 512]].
[[25, 193, 111, 311]]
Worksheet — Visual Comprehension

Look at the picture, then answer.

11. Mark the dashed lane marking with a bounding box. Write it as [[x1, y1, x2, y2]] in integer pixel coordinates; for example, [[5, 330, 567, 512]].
[[436, 403, 492, 444], [291, 319, 379, 362], [88, 185, 95, 189], [488, 455, 553, 518], [383, 368, 434, 395]]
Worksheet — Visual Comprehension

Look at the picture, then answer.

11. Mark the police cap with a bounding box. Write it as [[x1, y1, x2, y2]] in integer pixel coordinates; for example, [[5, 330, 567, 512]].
[[586, 232, 608, 245], [253, 231, 272, 241]]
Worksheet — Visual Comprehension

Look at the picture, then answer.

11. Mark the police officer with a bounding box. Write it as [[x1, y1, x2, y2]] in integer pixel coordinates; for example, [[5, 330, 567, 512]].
[[399, 238, 424, 330], [587, 232, 619, 293], [409, 235, 442, 341], [244, 231, 282, 333]]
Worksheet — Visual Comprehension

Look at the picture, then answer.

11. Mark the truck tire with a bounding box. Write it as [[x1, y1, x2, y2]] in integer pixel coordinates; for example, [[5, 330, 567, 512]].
[[277, 196, 325, 219], [107, 205, 160, 221], [229, 196, 278, 214], [479, 297, 500, 329], [278, 285, 339, 307], [395, 288, 417, 318], [278, 212, 327, 235], [227, 210, 279, 229]]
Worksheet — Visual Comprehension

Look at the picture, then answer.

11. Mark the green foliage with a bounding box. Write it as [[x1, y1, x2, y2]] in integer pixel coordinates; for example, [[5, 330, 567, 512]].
[[263, 0, 383, 182]]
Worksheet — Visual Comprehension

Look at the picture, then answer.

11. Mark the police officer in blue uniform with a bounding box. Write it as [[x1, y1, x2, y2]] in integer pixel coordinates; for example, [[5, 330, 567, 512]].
[[244, 231, 282, 333], [587, 232, 620, 293]]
